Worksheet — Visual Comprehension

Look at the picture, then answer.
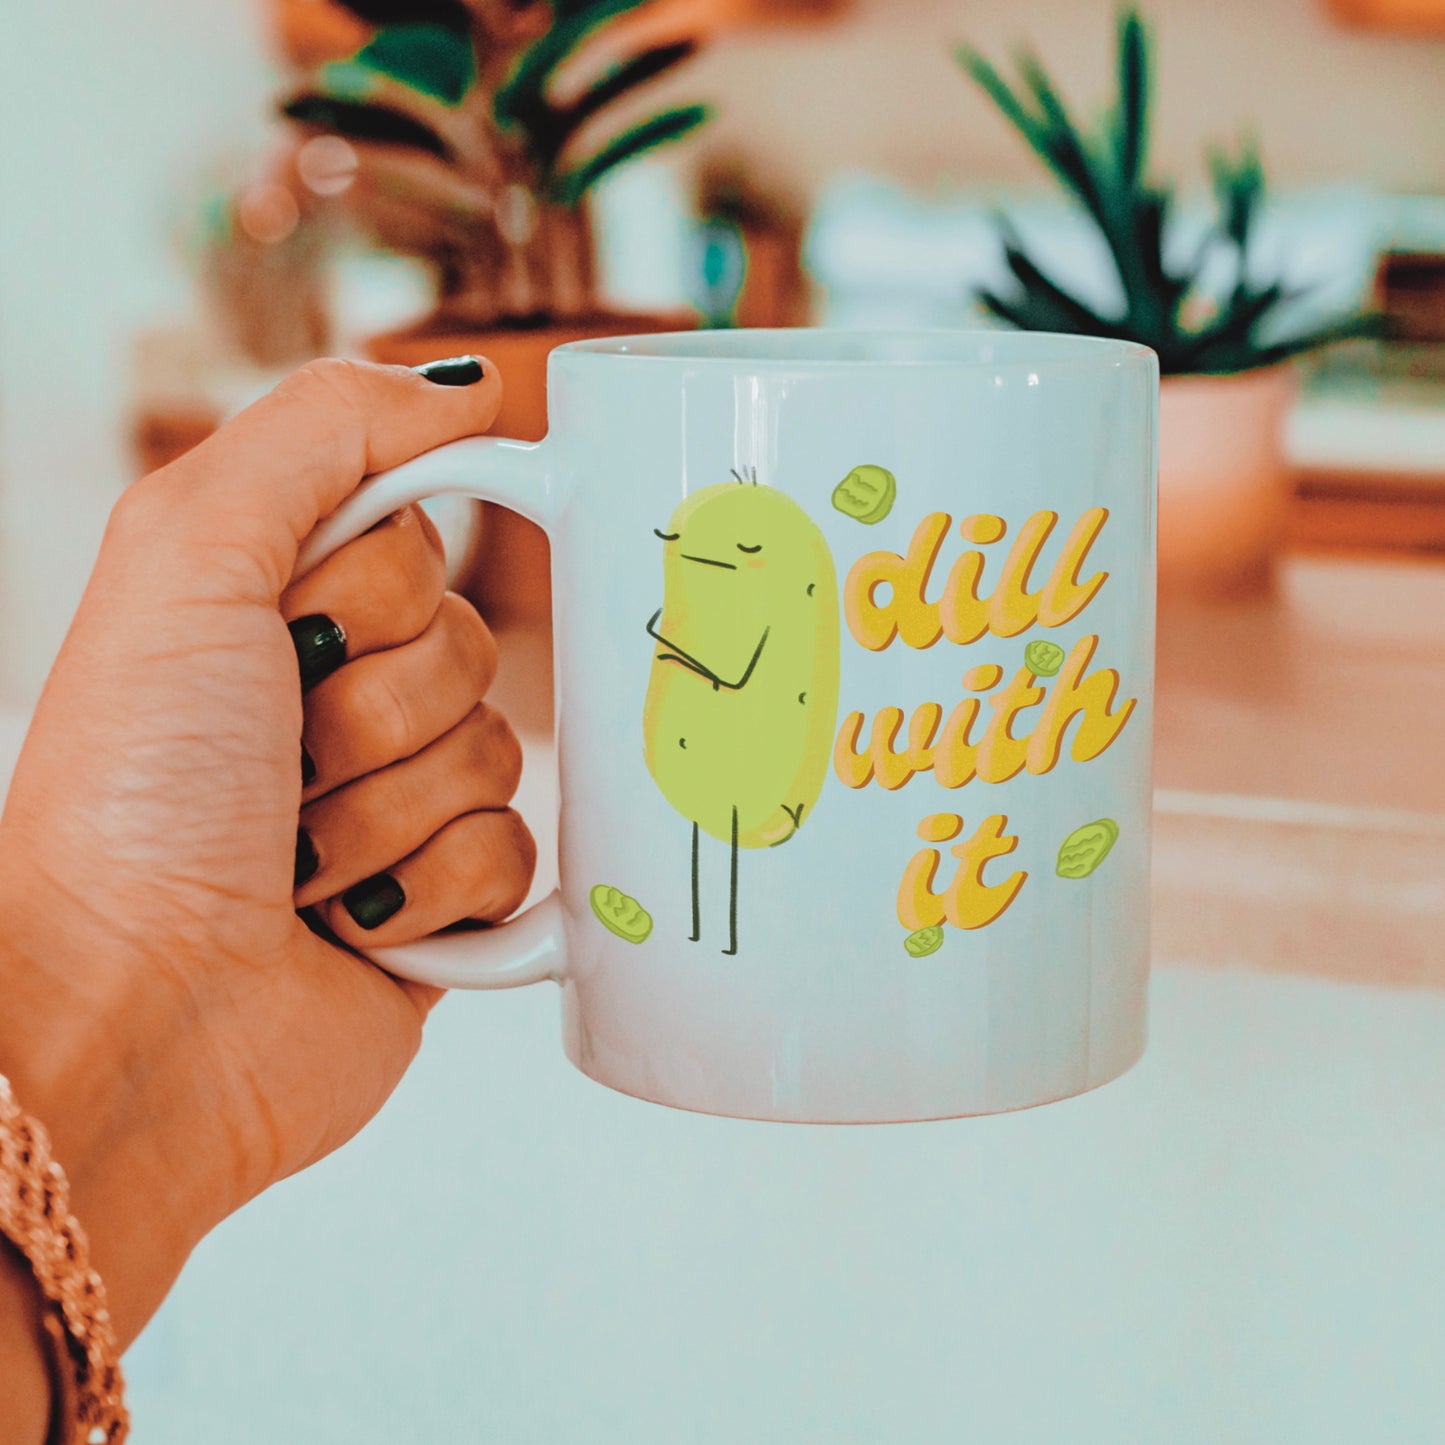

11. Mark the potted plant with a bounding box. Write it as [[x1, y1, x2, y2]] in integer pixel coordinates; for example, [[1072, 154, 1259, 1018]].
[[274, 0, 711, 624], [956, 7, 1372, 596]]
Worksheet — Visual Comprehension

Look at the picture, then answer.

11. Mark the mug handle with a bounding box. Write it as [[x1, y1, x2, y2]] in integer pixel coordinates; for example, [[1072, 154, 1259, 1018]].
[[295, 435, 567, 992]]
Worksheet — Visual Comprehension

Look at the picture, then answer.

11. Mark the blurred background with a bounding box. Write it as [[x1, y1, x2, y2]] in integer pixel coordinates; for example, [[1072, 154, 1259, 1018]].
[[3, 2, 1445, 1441]]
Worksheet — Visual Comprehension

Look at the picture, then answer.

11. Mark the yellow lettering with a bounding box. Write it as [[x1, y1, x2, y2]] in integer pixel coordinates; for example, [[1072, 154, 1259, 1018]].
[[1037, 507, 1109, 627], [982, 510, 1056, 639], [918, 812, 964, 842], [1025, 634, 1136, 775], [975, 668, 1047, 784], [844, 506, 1111, 651], [843, 513, 949, 652], [897, 814, 1028, 931], [936, 514, 1003, 646], [832, 711, 874, 789], [831, 703, 943, 792]]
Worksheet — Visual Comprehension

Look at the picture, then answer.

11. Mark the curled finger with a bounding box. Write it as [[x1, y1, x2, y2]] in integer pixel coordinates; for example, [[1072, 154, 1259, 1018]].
[[319, 809, 537, 950]]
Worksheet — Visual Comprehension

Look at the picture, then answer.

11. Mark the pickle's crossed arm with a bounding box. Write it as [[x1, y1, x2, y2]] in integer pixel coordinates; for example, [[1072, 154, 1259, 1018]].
[[645, 609, 770, 692]]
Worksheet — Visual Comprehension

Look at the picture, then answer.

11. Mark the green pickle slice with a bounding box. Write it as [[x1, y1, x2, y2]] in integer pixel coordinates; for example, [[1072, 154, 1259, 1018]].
[[589, 884, 653, 944], [1056, 819, 1119, 879], [1025, 639, 1066, 676], [903, 925, 945, 957], [832, 464, 896, 525]]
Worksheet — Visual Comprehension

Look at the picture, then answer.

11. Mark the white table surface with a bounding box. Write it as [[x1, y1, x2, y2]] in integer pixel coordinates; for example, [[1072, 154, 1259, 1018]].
[[3, 682, 1444, 1444], [127, 968, 1445, 1445]]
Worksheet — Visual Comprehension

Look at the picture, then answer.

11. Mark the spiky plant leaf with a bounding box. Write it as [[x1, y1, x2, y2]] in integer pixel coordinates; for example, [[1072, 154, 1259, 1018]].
[[1114, 9, 1148, 186], [955, 45, 1045, 153], [975, 288, 1058, 332], [1209, 136, 1264, 251], [995, 219, 1124, 334], [963, 31, 1162, 342], [957, 4, 1371, 374], [551, 104, 707, 205], [1127, 186, 1192, 319], [1165, 283, 1288, 371], [1016, 51, 1109, 222]]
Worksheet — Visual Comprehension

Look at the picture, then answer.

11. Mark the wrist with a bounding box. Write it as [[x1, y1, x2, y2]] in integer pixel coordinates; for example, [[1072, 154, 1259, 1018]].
[[0, 857, 238, 1345]]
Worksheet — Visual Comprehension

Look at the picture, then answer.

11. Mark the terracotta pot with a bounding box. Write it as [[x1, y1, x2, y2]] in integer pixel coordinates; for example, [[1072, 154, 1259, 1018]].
[[1157, 366, 1296, 598], [366, 312, 694, 628]]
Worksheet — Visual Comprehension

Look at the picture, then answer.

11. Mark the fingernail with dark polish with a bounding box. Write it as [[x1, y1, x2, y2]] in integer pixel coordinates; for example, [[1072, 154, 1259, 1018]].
[[295, 827, 320, 887], [343, 873, 406, 931], [290, 614, 346, 692], [415, 355, 484, 387], [301, 743, 316, 787]]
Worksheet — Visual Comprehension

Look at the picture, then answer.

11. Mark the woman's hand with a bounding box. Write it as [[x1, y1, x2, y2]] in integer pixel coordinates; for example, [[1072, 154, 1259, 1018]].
[[0, 357, 534, 1349]]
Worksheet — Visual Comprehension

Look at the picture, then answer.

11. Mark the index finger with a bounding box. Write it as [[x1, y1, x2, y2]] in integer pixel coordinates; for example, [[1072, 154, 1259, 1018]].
[[144, 355, 502, 597]]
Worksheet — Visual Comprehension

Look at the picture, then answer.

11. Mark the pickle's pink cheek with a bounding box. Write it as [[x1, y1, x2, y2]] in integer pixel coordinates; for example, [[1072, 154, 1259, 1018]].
[[747, 558, 766, 569]]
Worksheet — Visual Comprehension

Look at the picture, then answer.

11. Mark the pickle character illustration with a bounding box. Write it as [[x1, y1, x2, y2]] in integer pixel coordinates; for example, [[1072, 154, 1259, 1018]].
[[644, 469, 840, 954], [1024, 638, 1066, 677], [1056, 818, 1119, 879], [589, 884, 653, 944], [832, 464, 896, 525], [903, 925, 945, 958]]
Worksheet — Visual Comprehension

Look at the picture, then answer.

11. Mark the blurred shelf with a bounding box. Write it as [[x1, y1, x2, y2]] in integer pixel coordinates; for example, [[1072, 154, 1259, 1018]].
[[1287, 342, 1445, 554], [1288, 385, 1445, 478], [1154, 552, 1445, 984], [1288, 473, 1445, 555], [1326, 0, 1445, 33], [1155, 553, 1445, 816]]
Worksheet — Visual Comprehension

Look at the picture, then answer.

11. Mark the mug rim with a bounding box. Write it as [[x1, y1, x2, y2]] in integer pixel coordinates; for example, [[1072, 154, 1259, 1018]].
[[554, 327, 1156, 372]]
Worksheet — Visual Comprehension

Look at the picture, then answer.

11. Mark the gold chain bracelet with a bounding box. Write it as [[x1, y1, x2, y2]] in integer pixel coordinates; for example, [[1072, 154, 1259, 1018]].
[[0, 1073, 128, 1445]]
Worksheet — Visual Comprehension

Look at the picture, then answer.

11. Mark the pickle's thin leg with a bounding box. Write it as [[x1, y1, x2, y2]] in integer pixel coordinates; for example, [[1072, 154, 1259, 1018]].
[[723, 805, 739, 956], [689, 821, 701, 942]]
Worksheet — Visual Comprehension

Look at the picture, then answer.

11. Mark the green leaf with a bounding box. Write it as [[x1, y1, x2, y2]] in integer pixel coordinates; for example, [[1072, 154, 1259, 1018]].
[[1125, 186, 1193, 328], [1114, 8, 1148, 186], [996, 225, 1126, 335], [1209, 134, 1264, 251], [354, 23, 476, 107], [975, 288, 1047, 331], [1169, 282, 1286, 370], [1016, 51, 1108, 218], [280, 94, 451, 158], [496, 0, 652, 132], [550, 104, 708, 206], [961, 37, 1149, 334], [955, 45, 1048, 156], [956, 8, 1372, 371], [976, 285, 1118, 339], [533, 40, 698, 171]]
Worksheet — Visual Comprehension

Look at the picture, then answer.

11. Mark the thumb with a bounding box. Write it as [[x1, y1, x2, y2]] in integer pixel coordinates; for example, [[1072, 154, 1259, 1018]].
[[137, 356, 503, 597]]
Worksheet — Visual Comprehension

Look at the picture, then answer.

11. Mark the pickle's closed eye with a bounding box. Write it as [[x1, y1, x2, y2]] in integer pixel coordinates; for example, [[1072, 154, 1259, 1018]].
[[737, 543, 762, 554], [654, 529, 680, 541]]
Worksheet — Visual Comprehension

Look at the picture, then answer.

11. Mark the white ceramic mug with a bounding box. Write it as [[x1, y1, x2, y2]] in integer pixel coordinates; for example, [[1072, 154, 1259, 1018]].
[[299, 330, 1158, 1122]]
